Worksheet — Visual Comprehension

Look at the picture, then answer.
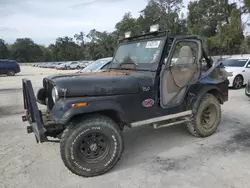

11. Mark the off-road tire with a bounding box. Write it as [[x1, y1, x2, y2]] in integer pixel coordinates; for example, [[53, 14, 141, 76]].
[[60, 115, 124, 177], [7, 70, 15, 76], [186, 93, 221, 137]]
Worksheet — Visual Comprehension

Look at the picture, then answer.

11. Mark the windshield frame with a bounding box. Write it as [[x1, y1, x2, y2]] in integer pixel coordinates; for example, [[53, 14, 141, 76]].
[[222, 58, 249, 67], [109, 36, 167, 71]]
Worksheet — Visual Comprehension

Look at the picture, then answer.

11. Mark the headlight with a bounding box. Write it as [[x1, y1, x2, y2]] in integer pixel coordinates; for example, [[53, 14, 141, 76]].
[[51, 86, 59, 102]]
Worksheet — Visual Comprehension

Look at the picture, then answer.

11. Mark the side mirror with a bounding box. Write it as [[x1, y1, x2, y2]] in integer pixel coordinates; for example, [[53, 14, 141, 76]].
[[247, 64, 250, 68]]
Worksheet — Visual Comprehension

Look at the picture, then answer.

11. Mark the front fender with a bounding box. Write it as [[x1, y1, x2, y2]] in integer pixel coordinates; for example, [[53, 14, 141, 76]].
[[50, 98, 127, 125]]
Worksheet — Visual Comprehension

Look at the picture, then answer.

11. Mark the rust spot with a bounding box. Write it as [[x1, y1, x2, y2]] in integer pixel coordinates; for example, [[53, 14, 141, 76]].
[[80, 70, 136, 76], [59, 70, 136, 77]]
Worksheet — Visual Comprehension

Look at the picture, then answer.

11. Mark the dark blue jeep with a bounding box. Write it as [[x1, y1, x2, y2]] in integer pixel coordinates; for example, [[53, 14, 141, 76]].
[[21, 26, 229, 177], [0, 59, 21, 76]]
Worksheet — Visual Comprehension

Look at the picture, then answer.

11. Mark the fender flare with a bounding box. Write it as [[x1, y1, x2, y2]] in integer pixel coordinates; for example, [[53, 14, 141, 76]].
[[187, 85, 223, 113], [58, 101, 127, 125]]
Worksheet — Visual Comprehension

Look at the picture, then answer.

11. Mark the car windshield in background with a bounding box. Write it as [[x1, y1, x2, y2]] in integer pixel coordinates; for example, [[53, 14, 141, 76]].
[[81, 59, 110, 72], [113, 39, 165, 65], [222, 59, 248, 67]]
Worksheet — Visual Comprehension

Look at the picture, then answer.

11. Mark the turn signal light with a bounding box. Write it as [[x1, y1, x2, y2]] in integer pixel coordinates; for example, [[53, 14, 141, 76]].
[[72, 102, 88, 108]]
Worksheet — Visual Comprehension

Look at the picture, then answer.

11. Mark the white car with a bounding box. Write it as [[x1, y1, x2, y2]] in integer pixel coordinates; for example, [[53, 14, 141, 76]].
[[69, 62, 81, 70], [78, 57, 112, 73], [222, 56, 250, 89]]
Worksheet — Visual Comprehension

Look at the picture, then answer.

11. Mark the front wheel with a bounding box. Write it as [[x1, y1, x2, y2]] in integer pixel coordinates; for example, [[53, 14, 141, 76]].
[[7, 70, 15, 76], [60, 115, 124, 177], [186, 93, 221, 137]]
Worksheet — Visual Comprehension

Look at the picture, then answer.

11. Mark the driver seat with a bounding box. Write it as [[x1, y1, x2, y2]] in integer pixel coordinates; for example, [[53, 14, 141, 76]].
[[175, 46, 194, 65], [171, 46, 196, 87]]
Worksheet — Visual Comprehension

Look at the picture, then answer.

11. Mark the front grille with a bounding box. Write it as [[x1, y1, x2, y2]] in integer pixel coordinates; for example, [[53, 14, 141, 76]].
[[43, 79, 55, 111]]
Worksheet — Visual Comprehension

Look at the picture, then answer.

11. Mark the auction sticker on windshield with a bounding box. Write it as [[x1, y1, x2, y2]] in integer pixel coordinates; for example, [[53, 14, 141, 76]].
[[145, 41, 161, 48]]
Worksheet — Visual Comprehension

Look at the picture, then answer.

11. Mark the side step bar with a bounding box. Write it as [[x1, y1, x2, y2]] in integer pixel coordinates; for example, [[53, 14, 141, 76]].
[[131, 110, 192, 128]]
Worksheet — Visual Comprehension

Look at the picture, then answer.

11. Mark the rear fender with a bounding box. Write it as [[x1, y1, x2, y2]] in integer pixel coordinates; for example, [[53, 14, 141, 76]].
[[187, 86, 223, 113]]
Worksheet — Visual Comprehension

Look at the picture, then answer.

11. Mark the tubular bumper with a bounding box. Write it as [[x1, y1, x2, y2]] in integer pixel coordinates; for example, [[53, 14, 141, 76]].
[[22, 79, 47, 143]]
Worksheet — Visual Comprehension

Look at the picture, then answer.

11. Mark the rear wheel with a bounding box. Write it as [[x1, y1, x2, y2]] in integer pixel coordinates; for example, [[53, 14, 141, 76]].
[[233, 75, 243, 89], [60, 115, 124, 177], [187, 93, 221, 137], [7, 70, 15, 76]]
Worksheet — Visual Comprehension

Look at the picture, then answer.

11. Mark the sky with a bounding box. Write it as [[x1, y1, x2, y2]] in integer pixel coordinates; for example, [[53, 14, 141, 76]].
[[0, 0, 190, 45]]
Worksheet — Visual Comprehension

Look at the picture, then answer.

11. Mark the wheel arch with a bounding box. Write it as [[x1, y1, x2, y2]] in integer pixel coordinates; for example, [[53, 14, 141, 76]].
[[68, 110, 126, 131], [59, 101, 128, 131], [192, 86, 224, 107], [207, 88, 223, 104]]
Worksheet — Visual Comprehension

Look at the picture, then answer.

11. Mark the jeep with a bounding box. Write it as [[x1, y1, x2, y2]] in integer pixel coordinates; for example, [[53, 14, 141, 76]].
[[22, 25, 229, 177]]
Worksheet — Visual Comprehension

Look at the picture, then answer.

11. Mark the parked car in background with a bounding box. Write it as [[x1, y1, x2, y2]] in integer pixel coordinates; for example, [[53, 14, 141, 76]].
[[69, 62, 81, 70], [77, 61, 92, 69], [222, 56, 250, 89], [51, 62, 62, 69], [38, 63, 46, 68], [0, 59, 20, 76], [78, 57, 112, 73], [56, 62, 75, 70], [45, 62, 54, 68]]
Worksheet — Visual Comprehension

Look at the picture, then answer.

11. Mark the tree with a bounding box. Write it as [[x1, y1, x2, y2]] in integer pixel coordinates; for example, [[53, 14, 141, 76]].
[[217, 8, 244, 55], [39, 45, 53, 62], [11, 38, 43, 62], [74, 32, 85, 46], [49, 37, 80, 61], [1, 0, 249, 61], [115, 12, 142, 38], [0, 39, 10, 59], [84, 30, 117, 60], [139, 0, 187, 34], [187, 0, 244, 55], [244, 0, 250, 12]]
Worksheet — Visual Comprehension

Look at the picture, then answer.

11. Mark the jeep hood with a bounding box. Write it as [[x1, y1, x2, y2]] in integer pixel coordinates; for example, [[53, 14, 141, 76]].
[[44, 71, 143, 97]]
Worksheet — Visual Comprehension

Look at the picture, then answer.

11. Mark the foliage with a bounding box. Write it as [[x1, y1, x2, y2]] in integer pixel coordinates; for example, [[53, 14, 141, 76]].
[[1, 0, 250, 62], [0, 39, 9, 59]]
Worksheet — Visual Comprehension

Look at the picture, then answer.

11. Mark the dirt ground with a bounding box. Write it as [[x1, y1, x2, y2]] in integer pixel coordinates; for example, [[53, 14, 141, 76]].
[[1, 67, 250, 188]]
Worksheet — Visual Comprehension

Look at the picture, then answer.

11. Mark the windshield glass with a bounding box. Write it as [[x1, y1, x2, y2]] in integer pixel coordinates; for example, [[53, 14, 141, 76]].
[[113, 39, 165, 66], [81, 59, 110, 72], [222, 59, 248, 67]]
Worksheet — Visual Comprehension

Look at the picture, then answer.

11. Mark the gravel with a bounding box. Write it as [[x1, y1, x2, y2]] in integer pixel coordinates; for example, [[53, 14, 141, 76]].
[[1, 67, 250, 188]]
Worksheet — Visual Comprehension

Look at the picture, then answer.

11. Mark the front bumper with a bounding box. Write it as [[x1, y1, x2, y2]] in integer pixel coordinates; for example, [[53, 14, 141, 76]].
[[22, 79, 47, 143]]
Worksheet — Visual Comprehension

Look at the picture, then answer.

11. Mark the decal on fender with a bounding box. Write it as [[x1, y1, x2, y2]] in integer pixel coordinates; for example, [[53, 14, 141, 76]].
[[142, 99, 155, 107]]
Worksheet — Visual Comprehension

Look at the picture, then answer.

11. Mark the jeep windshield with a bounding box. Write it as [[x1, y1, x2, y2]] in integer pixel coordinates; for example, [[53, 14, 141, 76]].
[[111, 38, 165, 70]]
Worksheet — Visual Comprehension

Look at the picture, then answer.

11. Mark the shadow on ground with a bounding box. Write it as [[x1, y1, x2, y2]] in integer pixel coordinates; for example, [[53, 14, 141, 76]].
[[0, 105, 24, 118], [113, 113, 247, 173]]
